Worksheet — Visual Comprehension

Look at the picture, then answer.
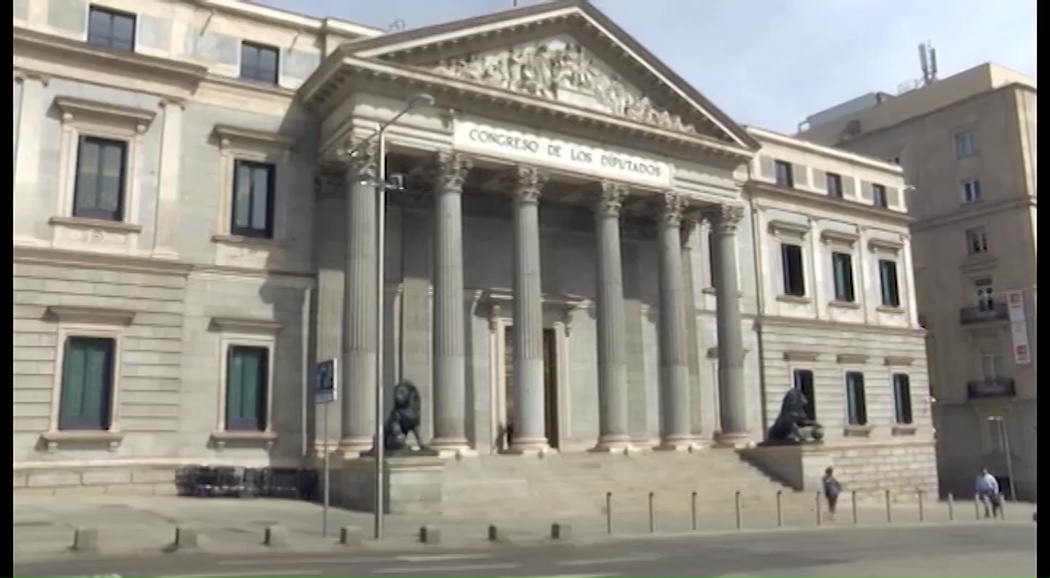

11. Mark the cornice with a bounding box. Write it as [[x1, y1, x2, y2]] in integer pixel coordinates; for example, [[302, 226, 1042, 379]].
[[747, 180, 913, 226]]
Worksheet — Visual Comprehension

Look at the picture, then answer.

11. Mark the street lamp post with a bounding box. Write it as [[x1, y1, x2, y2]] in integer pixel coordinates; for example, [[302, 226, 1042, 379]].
[[342, 93, 435, 541]]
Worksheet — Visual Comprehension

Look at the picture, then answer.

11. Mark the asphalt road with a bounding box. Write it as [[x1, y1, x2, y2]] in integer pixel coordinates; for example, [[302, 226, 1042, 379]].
[[15, 523, 1036, 578]]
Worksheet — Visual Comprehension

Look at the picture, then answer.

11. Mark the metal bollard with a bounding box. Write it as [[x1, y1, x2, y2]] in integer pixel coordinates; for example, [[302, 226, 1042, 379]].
[[918, 490, 925, 522], [690, 491, 698, 531], [1001, 495, 1007, 521], [948, 493, 955, 521], [851, 490, 858, 525], [775, 490, 783, 527], [734, 490, 742, 529], [815, 491, 822, 526], [885, 489, 893, 523], [974, 494, 981, 520], [647, 491, 656, 533], [605, 491, 613, 535]]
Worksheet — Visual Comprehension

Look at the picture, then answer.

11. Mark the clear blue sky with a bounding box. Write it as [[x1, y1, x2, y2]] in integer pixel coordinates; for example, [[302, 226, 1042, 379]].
[[257, 0, 1037, 133]]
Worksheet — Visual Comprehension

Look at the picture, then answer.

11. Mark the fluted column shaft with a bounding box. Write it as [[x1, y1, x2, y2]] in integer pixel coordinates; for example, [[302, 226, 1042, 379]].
[[593, 182, 631, 450], [656, 193, 694, 449], [705, 204, 749, 444], [340, 146, 379, 453], [431, 153, 472, 452], [509, 166, 549, 453]]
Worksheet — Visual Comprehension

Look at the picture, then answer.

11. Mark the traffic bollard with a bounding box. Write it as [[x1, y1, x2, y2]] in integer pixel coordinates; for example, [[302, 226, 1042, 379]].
[[851, 490, 858, 525], [647, 491, 656, 533], [776, 490, 783, 527], [815, 491, 822, 526], [1001, 495, 1007, 521], [885, 489, 892, 523], [948, 493, 955, 521], [918, 490, 925, 522], [734, 490, 742, 529], [974, 494, 981, 520], [605, 491, 613, 535], [690, 491, 698, 531]]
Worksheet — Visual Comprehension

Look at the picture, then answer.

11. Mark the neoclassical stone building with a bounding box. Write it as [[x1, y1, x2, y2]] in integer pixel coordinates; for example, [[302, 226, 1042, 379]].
[[13, 0, 936, 504]]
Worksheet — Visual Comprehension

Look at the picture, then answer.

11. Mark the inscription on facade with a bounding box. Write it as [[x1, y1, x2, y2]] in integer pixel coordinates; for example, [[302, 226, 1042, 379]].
[[455, 120, 672, 188]]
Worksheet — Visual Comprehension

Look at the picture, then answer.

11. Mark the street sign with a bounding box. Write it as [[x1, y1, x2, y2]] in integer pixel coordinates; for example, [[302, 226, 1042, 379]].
[[315, 359, 338, 404]]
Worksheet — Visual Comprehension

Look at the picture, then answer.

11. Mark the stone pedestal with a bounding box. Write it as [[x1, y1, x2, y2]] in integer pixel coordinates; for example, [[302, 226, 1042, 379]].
[[335, 456, 445, 515], [740, 444, 831, 492]]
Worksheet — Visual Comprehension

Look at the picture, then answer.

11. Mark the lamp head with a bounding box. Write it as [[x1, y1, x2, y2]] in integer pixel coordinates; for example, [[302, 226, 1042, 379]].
[[409, 93, 436, 109]]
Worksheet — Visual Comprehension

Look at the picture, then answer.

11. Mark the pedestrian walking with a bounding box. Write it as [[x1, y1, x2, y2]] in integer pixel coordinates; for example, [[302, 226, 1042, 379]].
[[823, 467, 842, 521], [975, 467, 1002, 519]]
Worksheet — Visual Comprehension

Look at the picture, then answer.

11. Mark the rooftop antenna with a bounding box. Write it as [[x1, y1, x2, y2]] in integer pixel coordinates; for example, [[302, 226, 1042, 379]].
[[919, 42, 939, 86], [389, 19, 406, 31]]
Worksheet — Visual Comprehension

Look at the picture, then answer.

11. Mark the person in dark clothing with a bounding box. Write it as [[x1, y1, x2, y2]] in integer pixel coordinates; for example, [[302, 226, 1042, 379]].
[[823, 467, 842, 521]]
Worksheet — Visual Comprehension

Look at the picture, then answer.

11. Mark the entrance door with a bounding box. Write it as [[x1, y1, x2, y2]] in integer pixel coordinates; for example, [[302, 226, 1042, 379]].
[[502, 326, 559, 449]]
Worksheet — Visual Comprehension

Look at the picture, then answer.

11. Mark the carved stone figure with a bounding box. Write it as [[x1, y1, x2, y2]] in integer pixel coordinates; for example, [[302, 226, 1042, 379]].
[[368, 381, 436, 455], [763, 387, 823, 445], [428, 40, 697, 134]]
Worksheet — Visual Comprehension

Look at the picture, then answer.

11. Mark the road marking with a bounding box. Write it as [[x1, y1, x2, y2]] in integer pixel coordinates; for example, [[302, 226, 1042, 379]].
[[394, 554, 493, 562], [375, 562, 519, 574], [499, 574, 619, 578], [160, 571, 321, 578], [558, 555, 664, 566], [216, 557, 392, 566]]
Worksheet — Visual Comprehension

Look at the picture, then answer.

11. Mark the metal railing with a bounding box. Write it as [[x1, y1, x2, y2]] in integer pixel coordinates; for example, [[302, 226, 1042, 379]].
[[959, 302, 1009, 324], [967, 378, 1017, 399]]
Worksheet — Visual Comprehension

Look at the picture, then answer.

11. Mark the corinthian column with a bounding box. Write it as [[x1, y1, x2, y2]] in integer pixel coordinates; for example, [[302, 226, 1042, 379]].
[[508, 165, 549, 454], [703, 204, 749, 446], [431, 152, 473, 454], [592, 181, 632, 452], [339, 142, 379, 455], [656, 192, 694, 450]]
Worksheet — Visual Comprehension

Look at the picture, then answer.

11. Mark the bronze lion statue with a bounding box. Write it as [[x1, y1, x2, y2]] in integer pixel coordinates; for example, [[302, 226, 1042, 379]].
[[764, 386, 823, 445], [381, 380, 427, 452]]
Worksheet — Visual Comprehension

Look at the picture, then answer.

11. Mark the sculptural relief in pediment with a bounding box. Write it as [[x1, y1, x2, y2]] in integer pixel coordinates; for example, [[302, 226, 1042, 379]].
[[427, 36, 698, 135]]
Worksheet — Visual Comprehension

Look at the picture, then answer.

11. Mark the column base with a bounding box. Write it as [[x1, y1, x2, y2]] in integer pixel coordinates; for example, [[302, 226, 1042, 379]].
[[503, 438, 553, 457], [336, 437, 374, 459], [430, 439, 476, 459], [589, 435, 634, 454], [150, 248, 180, 260], [714, 432, 754, 449], [654, 435, 701, 452]]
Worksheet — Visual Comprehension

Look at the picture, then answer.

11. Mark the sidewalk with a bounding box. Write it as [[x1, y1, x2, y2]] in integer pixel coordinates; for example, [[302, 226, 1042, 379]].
[[13, 494, 1034, 562]]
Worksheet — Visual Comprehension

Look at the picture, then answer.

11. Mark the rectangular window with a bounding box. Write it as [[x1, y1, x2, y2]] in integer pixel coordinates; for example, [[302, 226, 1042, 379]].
[[87, 5, 136, 52], [878, 259, 900, 307], [892, 373, 913, 425], [966, 227, 988, 254], [240, 41, 279, 84], [975, 278, 994, 310], [826, 172, 844, 198], [831, 252, 855, 302], [872, 184, 888, 208], [780, 243, 806, 297], [707, 231, 719, 289], [980, 352, 1001, 380], [774, 160, 794, 187], [845, 371, 867, 426], [231, 160, 275, 238], [73, 136, 127, 222], [961, 179, 982, 203], [58, 336, 116, 431], [955, 130, 977, 158], [793, 369, 816, 421], [225, 345, 269, 432]]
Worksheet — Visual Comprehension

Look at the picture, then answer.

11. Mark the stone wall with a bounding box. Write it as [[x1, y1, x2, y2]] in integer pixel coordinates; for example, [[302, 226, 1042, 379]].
[[823, 441, 938, 502], [14, 465, 179, 496]]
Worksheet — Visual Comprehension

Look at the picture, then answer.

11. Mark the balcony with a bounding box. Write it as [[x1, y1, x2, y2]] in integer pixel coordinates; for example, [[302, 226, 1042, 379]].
[[959, 302, 1009, 324], [967, 378, 1017, 399]]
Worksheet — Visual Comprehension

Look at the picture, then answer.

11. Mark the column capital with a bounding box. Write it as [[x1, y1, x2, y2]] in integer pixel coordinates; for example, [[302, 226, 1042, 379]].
[[594, 181, 630, 217], [658, 192, 685, 227], [701, 204, 746, 234], [508, 164, 547, 205], [434, 151, 473, 193], [338, 139, 379, 182]]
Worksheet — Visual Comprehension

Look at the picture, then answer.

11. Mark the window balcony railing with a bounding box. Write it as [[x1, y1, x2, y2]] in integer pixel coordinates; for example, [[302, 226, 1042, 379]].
[[959, 302, 1009, 324], [967, 378, 1017, 399]]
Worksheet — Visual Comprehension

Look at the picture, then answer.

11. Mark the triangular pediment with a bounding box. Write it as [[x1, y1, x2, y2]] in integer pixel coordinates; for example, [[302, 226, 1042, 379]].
[[342, 0, 759, 152]]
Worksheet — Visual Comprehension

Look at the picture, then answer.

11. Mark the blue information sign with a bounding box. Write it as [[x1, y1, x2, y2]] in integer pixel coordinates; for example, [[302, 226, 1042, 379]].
[[315, 359, 338, 404]]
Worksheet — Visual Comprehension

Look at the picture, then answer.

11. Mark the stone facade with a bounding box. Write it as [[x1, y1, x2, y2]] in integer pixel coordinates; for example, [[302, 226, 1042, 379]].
[[14, 0, 936, 501]]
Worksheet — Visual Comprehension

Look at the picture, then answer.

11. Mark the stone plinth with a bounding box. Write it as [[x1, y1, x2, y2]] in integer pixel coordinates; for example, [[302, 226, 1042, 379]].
[[335, 455, 445, 515], [740, 444, 831, 492]]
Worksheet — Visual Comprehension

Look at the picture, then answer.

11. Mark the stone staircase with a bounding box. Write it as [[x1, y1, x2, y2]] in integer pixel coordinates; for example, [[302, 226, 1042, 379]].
[[441, 448, 810, 517]]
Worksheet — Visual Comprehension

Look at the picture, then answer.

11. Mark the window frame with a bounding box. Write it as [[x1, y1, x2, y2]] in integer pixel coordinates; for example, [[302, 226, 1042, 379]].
[[792, 368, 817, 422], [877, 258, 901, 308], [844, 371, 868, 426], [72, 135, 128, 222], [871, 183, 888, 208], [212, 317, 282, 443], [825, 172, 844, 198], [212, 125, 293, 243], [830, 251, 856, 303], [965, 226, 989, 255], [954, 130, 977, 158], [224, 344, 271, 432], [57, 335, 117, 431], [780, 242, 806, 297], [230, 159, 276, 239], [774, 160, 794, 188], [961, 178, 982, 204], [892, 373, 914, 425], [86, 4, 137, 52], [239, 41, 281, 85]]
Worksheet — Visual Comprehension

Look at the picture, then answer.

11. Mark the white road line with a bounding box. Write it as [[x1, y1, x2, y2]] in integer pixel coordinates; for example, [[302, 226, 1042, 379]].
[[498, 574, 619, 578], [216, 557, 392, 566], [159, 570, 321, 578], [375, 562, 519, 574], [394, 554, 493, 563], [558, 555, 664, 566]]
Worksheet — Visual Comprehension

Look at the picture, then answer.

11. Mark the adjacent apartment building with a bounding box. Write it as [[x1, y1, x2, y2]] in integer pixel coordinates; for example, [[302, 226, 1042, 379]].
[[798, 63, 1037, 500]]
